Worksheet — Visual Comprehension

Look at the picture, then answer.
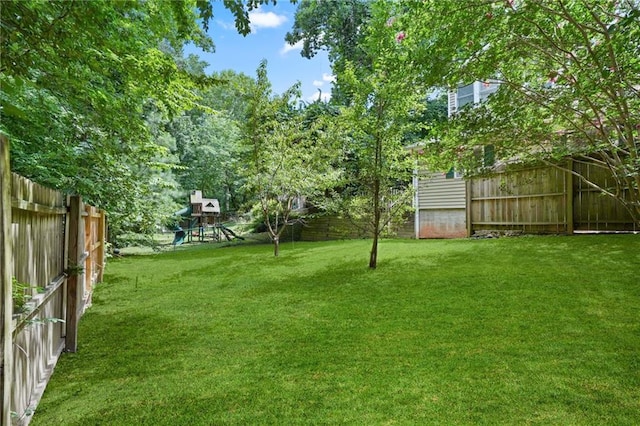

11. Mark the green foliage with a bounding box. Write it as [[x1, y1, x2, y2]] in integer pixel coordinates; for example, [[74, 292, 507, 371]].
[[165, 70, 257, 213], [12, 277, 44, 314], [286, 0, 372, 102], [12, 277, 33, 314], [0, 1, 211, 245], [64, 263, 85, 277], [0, 0, 282, 247], [170, 113, 242, 209], [31, 236, 640, 424], [201, 70, 257, 122], [215, 0, 279, 35]]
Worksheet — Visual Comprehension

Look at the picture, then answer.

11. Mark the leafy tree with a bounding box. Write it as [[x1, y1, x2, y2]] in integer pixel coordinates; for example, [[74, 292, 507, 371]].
[[404, 93, 448, 144], [201, 70, 257, 122], [334, 1, 426, 269], [1, 1, 210, 245], [242, 61, 341, 256], [405, 0, 640, 224], [166, 69, 257, 213], [286, 0, 372, 102], [170, 113, 243, 211]]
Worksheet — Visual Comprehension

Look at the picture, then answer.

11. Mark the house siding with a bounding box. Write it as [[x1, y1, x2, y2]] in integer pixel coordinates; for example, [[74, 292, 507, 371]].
[[418, 172, 466, 209], [417, 172, 467, 238]]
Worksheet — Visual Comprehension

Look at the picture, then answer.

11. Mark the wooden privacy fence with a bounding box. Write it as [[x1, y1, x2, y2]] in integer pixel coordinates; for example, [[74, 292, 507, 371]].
[[467, 160, 636, 235], [1, 136, 106, 425], [300, 214, 415, 241]]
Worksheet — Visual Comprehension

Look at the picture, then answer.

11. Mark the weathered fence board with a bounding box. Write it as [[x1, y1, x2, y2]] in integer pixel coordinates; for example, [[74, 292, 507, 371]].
[[1, 135, 13, 426], [300, 214, 414, 241], [573, 160, 636, 231], [10, 173, 66, 301], [10, 176, 67, 426], [300, 216, 368, 241], [83, 205, 106, 311], [468, 165, 571, 234]]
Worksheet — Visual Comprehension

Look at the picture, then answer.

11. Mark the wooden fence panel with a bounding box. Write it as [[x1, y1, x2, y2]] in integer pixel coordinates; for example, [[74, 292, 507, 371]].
[[11, 281, 65, 425], [9, 173, 67, 425], [467, 160, 636, 235], [300, 214, 414, 241], [10, 174, 66, 298], [573, 160, 636, 231], [300, 216, 368, 241], [83, 205, 106, 312], [468, 165, 570, 234], [0, 138, 106, 424]]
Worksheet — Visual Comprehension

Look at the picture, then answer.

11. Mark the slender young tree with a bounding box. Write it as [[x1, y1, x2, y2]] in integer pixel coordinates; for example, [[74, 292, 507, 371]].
[[335, 1, 426, 268], [242, 61, 340, 256]]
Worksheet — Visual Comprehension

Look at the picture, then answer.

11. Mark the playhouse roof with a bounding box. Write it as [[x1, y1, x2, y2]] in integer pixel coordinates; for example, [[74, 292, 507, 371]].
[[201, 199, 220, 214], [190, 190, 220, 214]]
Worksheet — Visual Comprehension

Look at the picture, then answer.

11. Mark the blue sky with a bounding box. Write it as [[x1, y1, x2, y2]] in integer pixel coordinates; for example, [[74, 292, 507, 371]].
[[185, 2, 334, 102]]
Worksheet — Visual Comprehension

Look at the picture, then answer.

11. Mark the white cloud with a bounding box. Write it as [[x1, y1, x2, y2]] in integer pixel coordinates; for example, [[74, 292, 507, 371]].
[[280, 39, 303, 55], [322, 73, 336, 83], [312, 73, 336, 87], [308, 90, 331, 103], [309, 73, 335, 97], [249, 8, 287, 31], [217, 19, 236, 31]]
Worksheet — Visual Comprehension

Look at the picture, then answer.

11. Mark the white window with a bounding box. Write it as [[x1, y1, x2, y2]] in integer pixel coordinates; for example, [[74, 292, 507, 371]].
[[457, 83, 475, 109], [478, 80, 499, 102], [448, 80, 501, 117]]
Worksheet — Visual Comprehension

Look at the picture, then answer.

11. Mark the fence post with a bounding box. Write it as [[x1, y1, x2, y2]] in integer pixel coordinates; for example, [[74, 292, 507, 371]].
[[97, 210, 106, 283], [566, 159, 574, 234], [84, 205, 92, 299], [0, 135, 13, 426], [65, 195, 83, 353], [466, 179, 473, 237]]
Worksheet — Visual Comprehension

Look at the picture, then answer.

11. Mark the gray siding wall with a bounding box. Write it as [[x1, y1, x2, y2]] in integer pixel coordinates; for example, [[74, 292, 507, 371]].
[[418, 172, 466, 210]]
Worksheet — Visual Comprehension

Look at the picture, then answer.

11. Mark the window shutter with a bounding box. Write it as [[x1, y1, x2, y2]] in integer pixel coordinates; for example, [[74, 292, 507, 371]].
[[484, 144, 495, 167], [448, 90, 457, 117], [445, 167, 455, 179]]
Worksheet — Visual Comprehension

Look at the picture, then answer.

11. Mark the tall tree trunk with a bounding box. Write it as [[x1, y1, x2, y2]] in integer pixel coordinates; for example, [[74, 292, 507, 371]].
[[369, 176, 381, 269], [273, 235, 280, 257], [369, 118, 383, 269], [369, 232, 378, 269]]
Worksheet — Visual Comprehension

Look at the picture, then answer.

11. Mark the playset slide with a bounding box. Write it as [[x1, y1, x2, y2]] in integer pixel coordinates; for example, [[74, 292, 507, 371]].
[[218, 224, 245, 241], [172, 229, 186, 246]]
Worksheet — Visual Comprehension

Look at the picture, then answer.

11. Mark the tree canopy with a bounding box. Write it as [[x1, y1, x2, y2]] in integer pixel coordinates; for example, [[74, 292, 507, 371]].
[[404, 0, 640, 222], [3, 0, 638, 256], [0, 0, 276, 243], [285, 0, 372, 102]]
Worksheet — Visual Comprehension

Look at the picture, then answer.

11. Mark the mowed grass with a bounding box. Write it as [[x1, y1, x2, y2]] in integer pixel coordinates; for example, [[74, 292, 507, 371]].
[[32, 236, 640, 425]]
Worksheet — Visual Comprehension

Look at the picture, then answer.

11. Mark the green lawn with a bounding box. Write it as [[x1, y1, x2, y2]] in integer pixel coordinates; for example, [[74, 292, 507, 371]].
[[32, 236, 640, 425]]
